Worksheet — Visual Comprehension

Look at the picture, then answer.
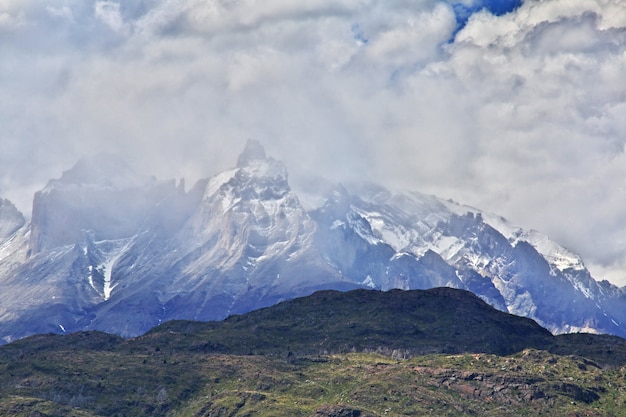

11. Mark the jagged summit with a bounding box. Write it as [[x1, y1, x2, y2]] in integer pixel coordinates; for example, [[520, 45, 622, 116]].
[[229, 140, 290, 199], [52, 153, 145, 189], [28, 153, 179, 254], [1, 141, 626, 344], [236, 139, 267, 168]]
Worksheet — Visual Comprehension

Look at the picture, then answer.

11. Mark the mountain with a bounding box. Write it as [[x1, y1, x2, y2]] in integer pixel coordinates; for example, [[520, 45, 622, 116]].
[[0, 140, 625, 343], [0, 198, 25, 239], [1, 287, 626, 416], [139, 287, 556, 357]]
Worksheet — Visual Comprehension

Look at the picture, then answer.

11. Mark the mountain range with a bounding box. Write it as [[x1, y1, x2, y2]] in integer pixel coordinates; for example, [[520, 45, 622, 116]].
[[1, 139, 625, 343]]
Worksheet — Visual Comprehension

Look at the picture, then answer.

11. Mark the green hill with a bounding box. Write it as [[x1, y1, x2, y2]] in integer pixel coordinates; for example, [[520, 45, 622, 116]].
[[1, 287, 626, 416]]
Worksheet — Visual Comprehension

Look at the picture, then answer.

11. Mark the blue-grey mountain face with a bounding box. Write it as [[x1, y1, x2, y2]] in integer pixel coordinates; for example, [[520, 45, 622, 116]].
[[0, 199, 24, 238], [0, 140, 624, 343]]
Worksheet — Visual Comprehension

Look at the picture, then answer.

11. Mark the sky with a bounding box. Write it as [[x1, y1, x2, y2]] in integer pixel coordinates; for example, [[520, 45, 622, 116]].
[[1, 0, 625, 284]]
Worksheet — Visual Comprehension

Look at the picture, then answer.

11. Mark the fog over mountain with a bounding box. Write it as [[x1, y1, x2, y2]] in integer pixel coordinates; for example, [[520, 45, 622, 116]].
[[1, 0, 625, 284], [2, 141, 626, 344]]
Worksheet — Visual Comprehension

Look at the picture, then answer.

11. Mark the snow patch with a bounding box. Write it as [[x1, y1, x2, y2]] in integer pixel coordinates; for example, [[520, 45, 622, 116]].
[[391, 252, 411, 261], [347, 212, 383, 246], [482, 212, 585, 272], [353, 208, 412, 251], [330, 220, 345, 230], [361, 275, 376, 288], [87, 265, 95, 293], [204, 169, 238, 200], [102, 243, 128, 300], [89, 237, 135, 301]]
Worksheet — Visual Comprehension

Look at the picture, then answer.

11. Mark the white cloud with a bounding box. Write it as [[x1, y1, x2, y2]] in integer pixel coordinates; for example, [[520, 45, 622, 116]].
[[1, 0, 625, 284], [364, 3, 456, 66], [47, 5, 76, 23], [94, 1, 126, 33], [430, 0, 626, 283], [0, 0, 26, 31]]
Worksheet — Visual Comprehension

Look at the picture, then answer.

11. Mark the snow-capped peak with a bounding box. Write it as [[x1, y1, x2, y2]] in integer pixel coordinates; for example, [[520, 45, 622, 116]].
[[438, 198, 585, 272], [479, 212, 585, 272], [1, 144, 624, 345], [204, 141, 289, 203]]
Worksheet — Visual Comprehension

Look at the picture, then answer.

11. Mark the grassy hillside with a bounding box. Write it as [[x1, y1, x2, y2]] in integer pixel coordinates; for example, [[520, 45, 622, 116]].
[[1, 287, 626, 416], [139, 288, 555, 356]]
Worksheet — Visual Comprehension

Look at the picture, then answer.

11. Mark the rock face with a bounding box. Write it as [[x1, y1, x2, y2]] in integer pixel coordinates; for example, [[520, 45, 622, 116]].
[[0, 199, 24, 239], [29, 153, 181, 254], [0, 140, 625, 343]]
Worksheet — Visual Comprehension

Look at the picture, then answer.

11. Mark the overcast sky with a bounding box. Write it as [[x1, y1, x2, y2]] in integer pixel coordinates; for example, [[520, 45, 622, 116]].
[[1, 0, 625, 284]]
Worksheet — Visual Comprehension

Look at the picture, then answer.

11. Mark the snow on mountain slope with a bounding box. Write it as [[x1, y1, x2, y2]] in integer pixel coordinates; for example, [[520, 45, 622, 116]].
[[0, 199, 28, 274], [68, 141, 352, 337], [0, 141, 624, 342], [343, 185, 620, 335], [438, 199, 585, 272], [0, 224, 30, 295], [479, 212, 585, 272], [176, 140, 317, 281], [80, 234, 136, 301]]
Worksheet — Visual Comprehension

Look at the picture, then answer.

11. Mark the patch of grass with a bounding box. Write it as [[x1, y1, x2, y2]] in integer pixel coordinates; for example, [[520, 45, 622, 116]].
[[2, 347, 626, 416]]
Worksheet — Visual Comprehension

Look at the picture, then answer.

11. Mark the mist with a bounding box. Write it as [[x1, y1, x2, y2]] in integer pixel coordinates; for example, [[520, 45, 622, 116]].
[[1, 0, 625, 284]]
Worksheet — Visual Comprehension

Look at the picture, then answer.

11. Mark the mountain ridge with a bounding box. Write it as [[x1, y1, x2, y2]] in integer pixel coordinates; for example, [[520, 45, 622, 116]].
[[1, 140, 625, 343], [6, 286, 626, 363]]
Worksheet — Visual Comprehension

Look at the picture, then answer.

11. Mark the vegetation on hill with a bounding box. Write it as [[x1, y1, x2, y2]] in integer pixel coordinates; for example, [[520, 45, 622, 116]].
[[1, 287, 626, 416]]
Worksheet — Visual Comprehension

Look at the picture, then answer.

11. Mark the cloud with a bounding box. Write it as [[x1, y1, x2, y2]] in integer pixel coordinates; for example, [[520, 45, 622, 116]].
[[46, 5, 76, 23], [1, 0, 625, 283], [436, 0, 626, 282], [0, 11, 23, 30], [94, 1, 127, 34]]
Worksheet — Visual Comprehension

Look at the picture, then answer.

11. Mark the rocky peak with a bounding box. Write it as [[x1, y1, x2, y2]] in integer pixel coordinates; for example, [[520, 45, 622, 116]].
[[224, 141, 290, 201], [29, 154, 177, 254], [236, 139, 267, 168], [49, 153, 145, 190]]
